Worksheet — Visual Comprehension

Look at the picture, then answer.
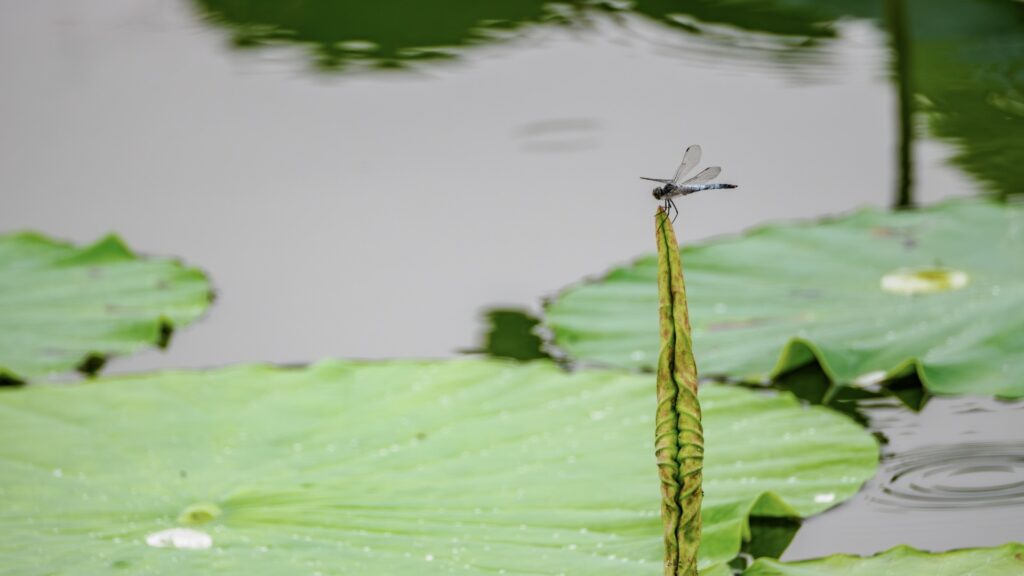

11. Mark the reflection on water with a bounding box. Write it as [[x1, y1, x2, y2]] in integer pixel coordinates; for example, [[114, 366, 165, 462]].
[[194, 0, 1023, 201], [465, 308, 550, 362], [626, 0, 867, 76], [193, 0, 861, 74], [885, 0, 915, 208], [909, 0, 1024, 200], [191, 0, 586, 70]]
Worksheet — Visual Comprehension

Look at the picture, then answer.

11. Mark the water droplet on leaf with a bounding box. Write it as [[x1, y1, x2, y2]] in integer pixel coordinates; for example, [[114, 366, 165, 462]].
[[145, 528, 212, 550]]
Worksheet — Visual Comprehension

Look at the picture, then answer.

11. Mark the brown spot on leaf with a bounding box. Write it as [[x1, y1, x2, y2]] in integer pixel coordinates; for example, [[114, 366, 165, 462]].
[[871, 226, 917, 249]]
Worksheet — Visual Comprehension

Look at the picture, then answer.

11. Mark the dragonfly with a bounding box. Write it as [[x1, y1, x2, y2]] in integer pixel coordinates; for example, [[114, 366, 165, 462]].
[[641, 144, 737, 222]]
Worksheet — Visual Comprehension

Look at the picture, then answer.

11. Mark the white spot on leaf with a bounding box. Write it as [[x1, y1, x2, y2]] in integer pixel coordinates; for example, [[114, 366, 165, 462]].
[[880, 267, 968, 295], [145, 527, 212, 550]]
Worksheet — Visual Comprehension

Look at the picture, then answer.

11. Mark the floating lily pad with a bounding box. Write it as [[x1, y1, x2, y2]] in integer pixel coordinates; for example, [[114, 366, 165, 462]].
[[0, 359, 876, 574], [0, 232, 212, 383], [743, 543, 1024, 575], [544, 200, 1024, 397]]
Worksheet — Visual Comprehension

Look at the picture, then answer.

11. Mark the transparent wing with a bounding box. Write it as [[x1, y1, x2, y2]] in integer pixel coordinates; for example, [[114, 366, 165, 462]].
[[671, 145, 702, 185], [682, 166, 721, 185], [640, 177, 673, 183]]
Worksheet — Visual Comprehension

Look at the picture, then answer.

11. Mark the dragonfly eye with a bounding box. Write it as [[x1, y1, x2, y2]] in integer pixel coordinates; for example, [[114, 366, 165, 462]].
[[652, 188, 661, 199]]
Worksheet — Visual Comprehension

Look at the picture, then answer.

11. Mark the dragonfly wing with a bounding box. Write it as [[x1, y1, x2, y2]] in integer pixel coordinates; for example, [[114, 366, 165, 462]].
[[682, 166, 721, 185], [640, 177, 673, 183], [671, 145, 702, 185]]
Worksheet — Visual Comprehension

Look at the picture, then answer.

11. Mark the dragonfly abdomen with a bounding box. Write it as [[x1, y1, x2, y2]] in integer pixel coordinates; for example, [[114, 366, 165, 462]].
[[679, 183, 737, 194]]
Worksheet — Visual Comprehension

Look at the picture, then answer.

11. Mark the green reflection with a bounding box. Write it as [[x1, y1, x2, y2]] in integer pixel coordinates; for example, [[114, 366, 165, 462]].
[[907, 0, 1024, 200], [191, 0, 869, 71], [192, 0, 1022, 197], [630, 0, 866, 38], [192, 0, 580, 70], [886, 0, 915, 209], [629, 0, 1022, 201], [466, 307, 550, 362]]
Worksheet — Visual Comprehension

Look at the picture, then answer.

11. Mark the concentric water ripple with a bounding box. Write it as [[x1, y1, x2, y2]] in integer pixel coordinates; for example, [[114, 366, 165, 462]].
[[869, 442, 1024, 510]]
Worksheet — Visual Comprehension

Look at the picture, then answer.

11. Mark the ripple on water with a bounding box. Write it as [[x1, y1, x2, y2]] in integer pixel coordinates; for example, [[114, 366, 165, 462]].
[[870, 442, 1024, 510]]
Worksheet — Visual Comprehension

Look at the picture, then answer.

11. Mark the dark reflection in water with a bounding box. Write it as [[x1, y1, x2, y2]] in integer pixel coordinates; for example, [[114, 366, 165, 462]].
[[744, 515, 802, 562], [631, 0, 861, 36], [626, 0, 872, 75], [193, 0, 862, 72], [194, 0, 1024, 201], [635, 0, 1024, 196], [191, 0, 591, 70], [908, 0, 1024, 200], [465, 308, 550, 362], [885, 0, 915, 208]]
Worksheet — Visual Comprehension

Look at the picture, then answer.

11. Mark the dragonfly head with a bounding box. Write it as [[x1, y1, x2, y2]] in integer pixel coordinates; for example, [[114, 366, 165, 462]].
[[652, 187, 665, 200]]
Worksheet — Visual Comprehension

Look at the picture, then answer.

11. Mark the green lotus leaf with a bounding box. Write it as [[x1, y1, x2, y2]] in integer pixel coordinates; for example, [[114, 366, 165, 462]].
[[0, 359, 877, 574], [743, 543, 1024, 575], [544, 200, 1024, 397], [0, 232, 212, 383]]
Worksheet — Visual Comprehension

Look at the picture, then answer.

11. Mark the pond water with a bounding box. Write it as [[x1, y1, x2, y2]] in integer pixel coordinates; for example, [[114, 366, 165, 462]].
[[2, 0, 1022, 565]]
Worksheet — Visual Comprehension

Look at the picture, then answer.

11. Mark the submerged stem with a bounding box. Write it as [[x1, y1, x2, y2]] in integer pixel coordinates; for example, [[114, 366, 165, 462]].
[[654, 207, 704, 576]]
